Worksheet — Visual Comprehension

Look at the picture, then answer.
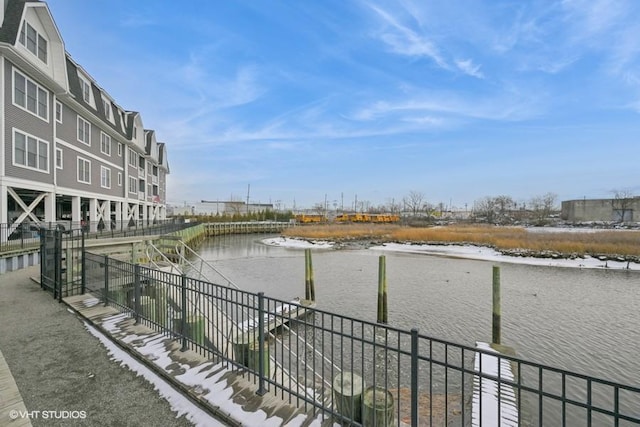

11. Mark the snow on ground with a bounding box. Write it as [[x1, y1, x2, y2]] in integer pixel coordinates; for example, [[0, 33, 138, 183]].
[[86, 320, 326, 427], [262, 236, 335, 249], [84, 322, 225, 427], [262, 237, 640, 270], [472, 342, 518, 427]]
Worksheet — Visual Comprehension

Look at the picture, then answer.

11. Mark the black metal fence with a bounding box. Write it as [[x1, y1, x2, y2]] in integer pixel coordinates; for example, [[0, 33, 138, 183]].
[[40, 228, 85, 300], [1, 219, 192, 254], [83, 252, 640, 426]]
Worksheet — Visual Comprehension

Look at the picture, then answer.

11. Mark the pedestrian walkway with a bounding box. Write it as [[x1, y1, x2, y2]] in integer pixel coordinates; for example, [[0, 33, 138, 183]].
[[0, 267, 198, 426], [0, 267, 326, 426], [0, 348, 31, 426]]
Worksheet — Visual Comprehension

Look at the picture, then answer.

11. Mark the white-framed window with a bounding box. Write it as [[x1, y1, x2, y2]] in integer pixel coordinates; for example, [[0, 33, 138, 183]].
[[55, 148, 63, 169], [55, 101, 62, 123], [128, 176, 137, 194], [100, 166, 111, 189], [79, 76, 92, 104], [13, 70, 48, 121], [100, 132, 111, 156], [77, 157, 91, 184], [117, 143, 122, 157], [119, 110, 127, 134], [77, 116, 91, 145], [102, 97, 114, 123], [117, 172, 122, 186], [19, 21, 47, 63], [128, 148, 137, 167], [13, 129, 49, 173], [133, 126, 137, 139]]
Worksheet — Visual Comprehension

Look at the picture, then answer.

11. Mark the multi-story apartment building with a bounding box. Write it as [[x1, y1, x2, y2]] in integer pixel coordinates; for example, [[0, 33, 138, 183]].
[[0, 0, 169, 236]]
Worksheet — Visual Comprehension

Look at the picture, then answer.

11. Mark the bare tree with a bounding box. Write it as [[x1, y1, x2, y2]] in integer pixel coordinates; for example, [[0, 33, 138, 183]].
[[611, 190, 636, 223], [529, 192, 557, 224], [385, 198, 401, 213], [473, 195, 515, 224], [473, 196, 499, 223], [403, 191, 425, 216], [494, 195, 515, 217]]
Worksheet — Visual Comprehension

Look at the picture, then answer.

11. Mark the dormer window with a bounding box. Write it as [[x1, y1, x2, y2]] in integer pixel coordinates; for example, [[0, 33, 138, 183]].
[[102, 97, 113, 122], [19, 21, 47, 64], [79, 75, 91, 104]]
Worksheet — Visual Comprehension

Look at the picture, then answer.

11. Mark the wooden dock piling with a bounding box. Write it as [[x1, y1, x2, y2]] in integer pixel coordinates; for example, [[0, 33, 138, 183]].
[[377, 255, 388, 324], [492, 265, 501, 345], [304, 249, 316, 302], [305, 249, 310, 300]]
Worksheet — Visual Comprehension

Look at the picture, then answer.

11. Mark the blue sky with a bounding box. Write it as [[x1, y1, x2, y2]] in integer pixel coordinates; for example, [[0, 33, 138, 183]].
[[46, 0, 640, 211]]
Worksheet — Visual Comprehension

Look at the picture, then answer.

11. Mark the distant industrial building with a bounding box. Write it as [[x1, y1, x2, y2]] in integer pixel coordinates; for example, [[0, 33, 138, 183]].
[[561, 198, 639, 223], [171, 200, 273, 216]]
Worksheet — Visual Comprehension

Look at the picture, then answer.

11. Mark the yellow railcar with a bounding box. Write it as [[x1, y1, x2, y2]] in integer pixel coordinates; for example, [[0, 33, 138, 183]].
[[295, 214, 326, 223]]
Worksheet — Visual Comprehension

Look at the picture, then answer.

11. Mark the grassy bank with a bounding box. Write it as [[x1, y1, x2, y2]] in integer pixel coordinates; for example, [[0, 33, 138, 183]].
[[282, 224, 640, 258]]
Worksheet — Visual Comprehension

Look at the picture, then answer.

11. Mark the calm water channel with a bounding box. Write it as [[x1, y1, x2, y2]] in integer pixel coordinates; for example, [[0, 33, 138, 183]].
[[194, 233, 639, 389]]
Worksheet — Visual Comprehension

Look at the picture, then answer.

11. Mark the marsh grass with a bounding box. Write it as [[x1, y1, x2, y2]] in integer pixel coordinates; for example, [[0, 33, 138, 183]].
[[283, 224, 640, 257]]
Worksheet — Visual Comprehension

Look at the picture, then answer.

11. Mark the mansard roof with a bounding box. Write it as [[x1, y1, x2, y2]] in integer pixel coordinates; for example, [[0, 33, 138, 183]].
[[158, 143, 170, 173], [66, 56, 132, 140], [0, 0, 37, 45]]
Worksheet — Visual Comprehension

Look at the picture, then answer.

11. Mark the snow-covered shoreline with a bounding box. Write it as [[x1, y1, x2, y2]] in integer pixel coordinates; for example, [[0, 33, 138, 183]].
[[261, 237, 640, 271]]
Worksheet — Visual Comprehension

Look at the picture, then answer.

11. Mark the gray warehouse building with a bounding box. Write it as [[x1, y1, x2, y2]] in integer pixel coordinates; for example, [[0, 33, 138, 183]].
[[561, 198, 639, 223]]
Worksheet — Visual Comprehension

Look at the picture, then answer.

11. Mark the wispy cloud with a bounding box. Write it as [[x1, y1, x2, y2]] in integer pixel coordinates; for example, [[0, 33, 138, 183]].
[[368, 5, 448, 69], [455, 59, 484, 78]]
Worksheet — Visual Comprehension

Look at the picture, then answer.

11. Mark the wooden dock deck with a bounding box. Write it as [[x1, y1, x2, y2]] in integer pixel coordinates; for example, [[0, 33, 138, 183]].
[[472, 342, 519, 427]]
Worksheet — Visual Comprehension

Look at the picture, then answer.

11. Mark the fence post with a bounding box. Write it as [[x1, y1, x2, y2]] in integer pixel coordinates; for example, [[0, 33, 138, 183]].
[[411, 328, 419, 427], [39, 230, 45, 291], [81, 230, 86, 294], [181, 273, 187, 352], [257, 292, 267, 396], [103, 254, 109, 306], [134, 264, 141, 324], [56, 229, 63, 303]]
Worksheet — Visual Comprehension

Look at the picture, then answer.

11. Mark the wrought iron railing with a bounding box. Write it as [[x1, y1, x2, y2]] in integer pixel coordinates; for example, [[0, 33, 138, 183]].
[[83, 252, 640, 426]]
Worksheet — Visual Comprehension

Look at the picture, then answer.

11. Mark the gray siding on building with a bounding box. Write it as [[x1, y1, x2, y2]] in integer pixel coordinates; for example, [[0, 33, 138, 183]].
[[54, 100, 75, 143], [4, 59, 54, 185]]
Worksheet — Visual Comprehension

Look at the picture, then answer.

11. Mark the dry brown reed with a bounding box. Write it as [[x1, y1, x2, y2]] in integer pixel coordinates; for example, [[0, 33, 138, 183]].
[[283, 224, 640, 257]]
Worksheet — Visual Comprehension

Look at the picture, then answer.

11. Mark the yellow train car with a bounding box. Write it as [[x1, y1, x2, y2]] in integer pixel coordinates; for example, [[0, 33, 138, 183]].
[[333, 213, 399, 223], [295, 214, 327, 224]]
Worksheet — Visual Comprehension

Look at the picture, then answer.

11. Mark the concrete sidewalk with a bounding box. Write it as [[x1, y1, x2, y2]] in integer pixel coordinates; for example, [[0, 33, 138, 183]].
[[0, 267, 197, 427]]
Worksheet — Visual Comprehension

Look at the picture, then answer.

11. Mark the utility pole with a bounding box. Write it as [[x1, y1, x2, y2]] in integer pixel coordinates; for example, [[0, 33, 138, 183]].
[[246, 184, 250, 214]]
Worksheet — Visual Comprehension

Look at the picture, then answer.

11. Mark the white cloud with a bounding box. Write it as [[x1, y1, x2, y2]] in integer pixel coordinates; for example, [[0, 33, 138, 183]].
[[455, 59, 484, 78]]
